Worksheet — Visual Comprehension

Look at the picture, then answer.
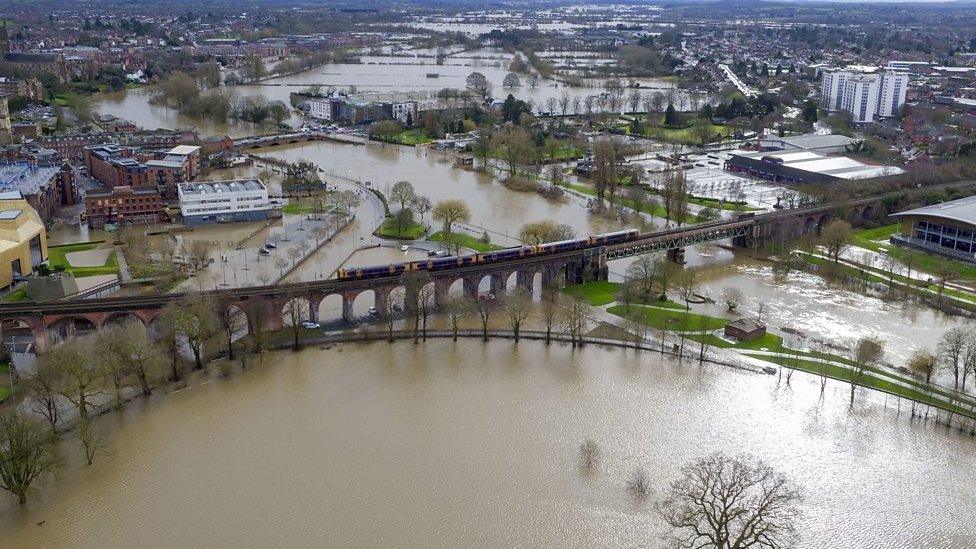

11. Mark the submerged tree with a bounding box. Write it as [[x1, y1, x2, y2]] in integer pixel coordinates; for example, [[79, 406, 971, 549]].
[[0, 412, 60, 505], [658, 452, 802, 549]]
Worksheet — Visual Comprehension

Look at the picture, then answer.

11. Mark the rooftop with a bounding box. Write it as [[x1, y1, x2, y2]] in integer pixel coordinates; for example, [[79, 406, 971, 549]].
[[167, 145, 201, 156], [0, 163, 61, 195], [178, 179, 266, 196], [732, 150, 904, 180], [767, 134, 856, 150], [890, 195, 976, 227]]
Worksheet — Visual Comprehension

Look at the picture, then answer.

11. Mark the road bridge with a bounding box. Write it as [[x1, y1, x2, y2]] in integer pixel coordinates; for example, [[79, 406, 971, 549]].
[[0, 193, 894, 352]]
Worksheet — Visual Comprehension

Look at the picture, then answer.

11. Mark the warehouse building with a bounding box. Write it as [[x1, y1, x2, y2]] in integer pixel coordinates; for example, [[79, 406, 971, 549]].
[[724, 150, 904, 184], [889, 196, 976, 263]]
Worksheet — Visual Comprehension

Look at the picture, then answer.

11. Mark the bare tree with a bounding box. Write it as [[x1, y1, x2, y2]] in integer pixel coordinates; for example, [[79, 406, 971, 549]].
[[658, 453, 802, 549], [938, 328, 968, 390], [216, 297, 247, 360], [76, 417, 106, 466], [961, 333, 976, 390], [473, 296, 496, 341], [675, 268, 699, 310], [850, 336, 884, 406], [541, 299, 560, 344], [628, 89, 641, 115], [38, 337, 104, 422], [384, 288, 402, 342], [0, 412, 60, 504], [558, 91, 571, 117], [627, 255, 658, 298], [503, 290, 531, 341], [579, 439, 600, 471], [282, 294, 309, 351], [661, 167, 689, 226], [413, 195, 433, 227], [820, 219, 852, 263], [185, 239, 213, 272], [722, 286, 744, 313], [23, 364, 62, 431], [563, 301, 590, 346], [445, 295, 469, 340]]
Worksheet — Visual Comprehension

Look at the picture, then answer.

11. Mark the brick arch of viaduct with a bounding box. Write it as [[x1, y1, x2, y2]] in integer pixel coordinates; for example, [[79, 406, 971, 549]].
[[10, 258, 573, 354], [6, 198, 889, 353]]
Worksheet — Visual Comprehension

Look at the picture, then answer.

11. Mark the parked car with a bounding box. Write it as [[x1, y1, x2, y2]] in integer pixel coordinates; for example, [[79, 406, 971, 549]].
[[401, 245, 410, 251], [265, 242, 277, 249], [258, 248, 271, 256], [301, 321, 321, 329]]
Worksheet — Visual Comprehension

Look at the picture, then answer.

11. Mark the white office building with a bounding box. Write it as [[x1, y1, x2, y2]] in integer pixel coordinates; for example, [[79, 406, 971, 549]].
[[177, 179, 272, 226], [821, 68, 908, 123]]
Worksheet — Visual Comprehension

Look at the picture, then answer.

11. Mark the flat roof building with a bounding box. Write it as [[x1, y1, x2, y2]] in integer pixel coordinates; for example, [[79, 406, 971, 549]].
[[724, 150, 904, 184], [759, 134, 857, 155], [889, 196, 976, 264], [177, 179, 271, 226]]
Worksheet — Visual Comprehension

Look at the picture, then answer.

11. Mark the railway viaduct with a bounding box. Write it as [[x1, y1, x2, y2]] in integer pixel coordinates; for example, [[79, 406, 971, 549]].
[[0, 194, 915, 352]]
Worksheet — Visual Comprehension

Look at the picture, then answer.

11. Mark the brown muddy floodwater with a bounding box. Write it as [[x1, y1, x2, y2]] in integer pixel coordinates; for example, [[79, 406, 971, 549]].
[[0, 340, 974, 548]]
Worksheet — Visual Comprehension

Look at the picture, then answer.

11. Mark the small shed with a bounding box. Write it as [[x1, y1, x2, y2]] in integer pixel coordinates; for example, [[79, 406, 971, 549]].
[[724, 318, 766, 342]]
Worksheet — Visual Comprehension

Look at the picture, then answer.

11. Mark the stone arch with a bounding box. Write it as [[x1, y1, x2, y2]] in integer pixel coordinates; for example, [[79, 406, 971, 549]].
[[350, 289, 377, 320], [861, 204, 876, 223], [817, 213, 831, 232], [315, 293, 344, 324], [48, 316, 97, 345], [803, 216, 818, 234], [103, 311, 147, 329]]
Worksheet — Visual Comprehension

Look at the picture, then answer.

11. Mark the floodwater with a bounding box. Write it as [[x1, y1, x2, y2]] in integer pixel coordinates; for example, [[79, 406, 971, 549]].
[[93, 52, 687, 133], [691, 259, 974, 367], [0, 340, 974, 548]]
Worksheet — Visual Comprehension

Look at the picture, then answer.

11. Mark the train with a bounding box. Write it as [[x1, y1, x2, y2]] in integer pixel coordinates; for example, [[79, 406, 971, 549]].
[[336, 229, 640, 281]]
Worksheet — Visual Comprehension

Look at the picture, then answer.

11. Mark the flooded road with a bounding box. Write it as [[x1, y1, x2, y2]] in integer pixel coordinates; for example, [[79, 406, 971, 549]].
[[0, 340, 973, 548]]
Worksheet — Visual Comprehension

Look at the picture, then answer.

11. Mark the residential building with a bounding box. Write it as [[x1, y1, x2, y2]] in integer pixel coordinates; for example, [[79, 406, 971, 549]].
[[889, 196, 976, 264], [85, 144, 199, 198], [84, 145, 148, 188], [0, 191, 46, 288], [0, 21, 69, 83], [0, 162, 76, 220], [83, 185, 163, 229], [177, 179, 271, 226], [842, 75, 881, 123], [305, 97, 342, 121], [821, 68, 908, 123], [877, 71, 909, 119]]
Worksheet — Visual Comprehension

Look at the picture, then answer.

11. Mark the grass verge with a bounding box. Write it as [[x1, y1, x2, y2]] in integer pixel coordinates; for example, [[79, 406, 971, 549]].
[[428, 231, 502, 252]]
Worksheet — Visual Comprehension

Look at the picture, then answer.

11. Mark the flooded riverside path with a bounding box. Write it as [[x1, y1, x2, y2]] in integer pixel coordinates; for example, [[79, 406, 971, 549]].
[[1, 340, 974, 548]]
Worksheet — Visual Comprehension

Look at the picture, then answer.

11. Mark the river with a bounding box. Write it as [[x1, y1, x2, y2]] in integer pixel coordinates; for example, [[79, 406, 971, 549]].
[[0, 340, 973, 547]]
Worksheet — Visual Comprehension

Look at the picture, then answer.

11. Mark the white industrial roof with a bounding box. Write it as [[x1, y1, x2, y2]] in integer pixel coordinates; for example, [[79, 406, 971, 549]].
[[734, 150, 904, 180], [167, 145, 201, 156], [890, 195, 976, 226]]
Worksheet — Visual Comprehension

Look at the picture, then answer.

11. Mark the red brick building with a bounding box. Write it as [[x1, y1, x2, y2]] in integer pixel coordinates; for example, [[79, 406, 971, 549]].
[[83, 185, 163, 228]]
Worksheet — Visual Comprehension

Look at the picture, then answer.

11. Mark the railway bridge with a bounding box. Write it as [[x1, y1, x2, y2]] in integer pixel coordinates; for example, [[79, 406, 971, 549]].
[[0, 194, 892, 352]]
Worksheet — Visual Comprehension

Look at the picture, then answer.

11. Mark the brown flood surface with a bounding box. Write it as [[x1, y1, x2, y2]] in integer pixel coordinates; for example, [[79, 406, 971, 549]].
[[0, 340, 973, 548]]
